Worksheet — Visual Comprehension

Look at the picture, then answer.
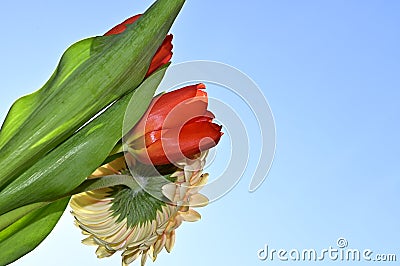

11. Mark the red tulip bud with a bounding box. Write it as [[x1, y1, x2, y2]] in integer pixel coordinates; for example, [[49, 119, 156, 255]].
[[104, 14, 173, 77], [128, 84, 223, 165]]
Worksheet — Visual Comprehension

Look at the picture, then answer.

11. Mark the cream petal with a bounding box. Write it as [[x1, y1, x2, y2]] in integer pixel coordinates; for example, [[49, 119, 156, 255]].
[[81, 202, 111, 212], [71, 205, 112, 217], [189, 172, 203, 186], [165, 231, 176, 253], [95, 245, 115, 258], [74, 212, 115, 225], [141, 251, 148, 266], [148, 245, 156, 261], [164, 218, 176, 233], [179, 209, 201, 222], [162, 183, 177, 202], [125, 220, 157, 248], [122, 246, 140, 257], [90, 167, 117, 178], [105, 223, 135, 244], [189, 175, 209, 195], [139, 221, 152, 241], [143, 234, 159, 247], [80, 220, 126, 238], [156, 205, 175, 225], [71, 200, 111, 212], [174, 215, 184, 228], [156, 222, 168, 235], [126, 226, 147, 248], [92, 236, 111, 247], [86, 191, 114, 201], [152, 234, 166, 256], [107, 157, 128, 173], [189, 193, 209, 207], [123, 248, 142, 265], [170, 171, 184, 180], [178, 185, 189, 201], [194, 173, 209, 187], [139, 244, 150, 251], [106, 241, 125, 251], [82, 236, 97, 246], [179, 204, 190, 212], [199, 151, 209, 161]]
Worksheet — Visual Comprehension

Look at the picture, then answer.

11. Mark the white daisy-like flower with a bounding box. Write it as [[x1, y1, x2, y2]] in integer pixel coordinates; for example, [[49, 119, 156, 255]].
[[70, 152, 209, 266]]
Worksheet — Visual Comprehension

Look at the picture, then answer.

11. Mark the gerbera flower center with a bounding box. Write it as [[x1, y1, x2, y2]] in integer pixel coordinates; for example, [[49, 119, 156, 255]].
[[110, 185, 166, 227]]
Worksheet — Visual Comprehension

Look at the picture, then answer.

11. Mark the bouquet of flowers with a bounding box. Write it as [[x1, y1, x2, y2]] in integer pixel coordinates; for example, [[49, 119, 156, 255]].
[[0, 0, 223, 265]]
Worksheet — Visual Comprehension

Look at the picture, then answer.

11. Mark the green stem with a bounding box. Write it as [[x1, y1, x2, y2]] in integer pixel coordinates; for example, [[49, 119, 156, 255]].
[[67, 175, 141, 196], [0, 175, 140, 231]]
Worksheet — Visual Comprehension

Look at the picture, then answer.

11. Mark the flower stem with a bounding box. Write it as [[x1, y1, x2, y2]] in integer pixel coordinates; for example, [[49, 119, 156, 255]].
[[68, 175, 141, 195]]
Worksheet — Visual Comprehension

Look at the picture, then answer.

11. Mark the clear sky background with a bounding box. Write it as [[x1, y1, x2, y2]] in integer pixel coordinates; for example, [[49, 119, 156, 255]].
[[1, 0, 399, 265]]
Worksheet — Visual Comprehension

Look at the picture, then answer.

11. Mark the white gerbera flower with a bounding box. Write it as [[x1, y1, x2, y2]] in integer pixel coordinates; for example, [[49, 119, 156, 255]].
[[70, 152, 209, 266]]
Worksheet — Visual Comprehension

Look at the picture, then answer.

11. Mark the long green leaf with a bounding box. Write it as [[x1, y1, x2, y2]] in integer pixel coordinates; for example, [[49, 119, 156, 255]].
[[0, 202, 48, 231], [0, 38, 95, 149], [0, 66, 167, 215], [0, 198, 69, 265], [0, 0, 185, 189]]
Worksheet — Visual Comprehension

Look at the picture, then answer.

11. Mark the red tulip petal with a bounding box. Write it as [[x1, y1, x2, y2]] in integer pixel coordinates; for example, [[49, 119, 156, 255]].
[[136, 121, 222, 165], [144, 129, 162, 147], [104, 14, 142, 36], [150, 83, 207, 112], [131, 84, 209, 141], [145, 83, 208, 130], [177, 122, 223, 157], [146, 34, 173, 77], [186, 110, 215, 124], [104, 14, 173, 76]]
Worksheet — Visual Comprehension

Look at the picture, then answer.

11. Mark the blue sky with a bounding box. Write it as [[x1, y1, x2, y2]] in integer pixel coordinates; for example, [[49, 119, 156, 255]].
[[1, 0, 399, 265]]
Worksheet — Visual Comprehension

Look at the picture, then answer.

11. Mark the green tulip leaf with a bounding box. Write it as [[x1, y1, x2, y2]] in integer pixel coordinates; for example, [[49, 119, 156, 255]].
[[0, 37, 95, 150], [0, 0, 185, 190], [0, 202, 48, 232], [0, 198, 69, 265], [0, 65, 168, 215]]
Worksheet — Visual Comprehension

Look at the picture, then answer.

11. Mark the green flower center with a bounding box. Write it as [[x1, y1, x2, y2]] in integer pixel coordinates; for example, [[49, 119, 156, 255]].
[[109, 163, 177, 228], [110, 185, 165, 227]]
